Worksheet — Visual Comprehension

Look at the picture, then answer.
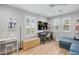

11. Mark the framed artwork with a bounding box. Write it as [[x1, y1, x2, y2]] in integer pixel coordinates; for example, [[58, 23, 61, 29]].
[[62, 17, 71, 32], [8, 17, 16, 31], [53, 19, 60, 31], [8, 17, 16, 38]]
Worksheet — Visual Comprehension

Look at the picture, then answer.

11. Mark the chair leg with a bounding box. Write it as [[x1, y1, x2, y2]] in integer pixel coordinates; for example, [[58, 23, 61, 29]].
[[40, 40, 42, 44], [5, 46, 7, 55], [5, 44, 15, 55], [12, 46, 14, 54], [49, 38, 51, 42]]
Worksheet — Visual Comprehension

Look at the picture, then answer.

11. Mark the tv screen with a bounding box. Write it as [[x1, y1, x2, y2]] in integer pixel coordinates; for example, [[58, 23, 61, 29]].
[[38, 21, 42, 30], [38, 21, 48, 30]]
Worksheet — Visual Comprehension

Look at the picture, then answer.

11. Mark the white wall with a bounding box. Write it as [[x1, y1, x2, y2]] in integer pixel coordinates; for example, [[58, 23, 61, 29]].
[[48, 11, 79, 41], [0, 5, 47, 41]]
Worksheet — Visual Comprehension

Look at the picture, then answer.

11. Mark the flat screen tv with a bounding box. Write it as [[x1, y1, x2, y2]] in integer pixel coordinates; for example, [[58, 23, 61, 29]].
[[38, 21, 42, 30], [38, 21, 48, 30]]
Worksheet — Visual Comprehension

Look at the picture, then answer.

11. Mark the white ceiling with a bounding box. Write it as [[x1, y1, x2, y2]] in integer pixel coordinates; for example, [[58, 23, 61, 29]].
[[8, 4, 79, 17]]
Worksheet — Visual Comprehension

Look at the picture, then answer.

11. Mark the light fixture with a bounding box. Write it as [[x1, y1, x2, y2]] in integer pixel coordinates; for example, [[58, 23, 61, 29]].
[[59, 10, 63, 12], [49, 4, 67, 8], [48, 13, 52, 16]]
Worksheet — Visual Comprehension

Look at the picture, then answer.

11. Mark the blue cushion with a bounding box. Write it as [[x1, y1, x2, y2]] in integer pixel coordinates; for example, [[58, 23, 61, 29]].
[[59, 41, 71, 45], [62, 37, 73, 40], [70, 43, 79, 52], [59, 37, 79, 53], [70, 43, 79, 55], [60, 37, 79, 44], [70, 51, 79, 55]]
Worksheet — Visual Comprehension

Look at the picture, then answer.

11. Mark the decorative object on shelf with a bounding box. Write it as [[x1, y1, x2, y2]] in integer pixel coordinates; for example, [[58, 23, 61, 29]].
[[62, 17, 71, 32]]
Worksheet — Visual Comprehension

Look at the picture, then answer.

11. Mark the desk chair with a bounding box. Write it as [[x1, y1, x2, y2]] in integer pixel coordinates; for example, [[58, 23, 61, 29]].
[[38, 32, 47, 44], [5, 44, 15, 55], [46, 32, 51, 42]]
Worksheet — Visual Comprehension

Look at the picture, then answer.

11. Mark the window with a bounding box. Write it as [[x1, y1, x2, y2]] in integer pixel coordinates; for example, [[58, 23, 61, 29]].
[[53, 19, 60, 31], [62, 17, 71, 32], [25, 16, 37, 37], [75, 19, 79, 33]]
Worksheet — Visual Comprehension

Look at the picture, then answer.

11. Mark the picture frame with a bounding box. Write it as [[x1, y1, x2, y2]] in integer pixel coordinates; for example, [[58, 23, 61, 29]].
[[8, 17, 17, 38], [8, 17, 16, 31]]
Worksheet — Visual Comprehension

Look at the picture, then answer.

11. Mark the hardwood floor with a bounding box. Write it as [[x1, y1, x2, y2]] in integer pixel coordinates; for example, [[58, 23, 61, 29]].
[[14, 41, 69, 55]]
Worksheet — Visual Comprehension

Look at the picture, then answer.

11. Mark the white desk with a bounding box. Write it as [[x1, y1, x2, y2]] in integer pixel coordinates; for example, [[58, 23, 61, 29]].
[[0, 38, 18, 55]]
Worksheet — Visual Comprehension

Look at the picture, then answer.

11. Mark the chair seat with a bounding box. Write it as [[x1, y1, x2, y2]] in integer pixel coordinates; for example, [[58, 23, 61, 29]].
[[70, 51, 79, 55], [6, 44, 14, 47], [70, 43, 79, 55], [70, 43, 79, 52], [5, 44, 14, 55]]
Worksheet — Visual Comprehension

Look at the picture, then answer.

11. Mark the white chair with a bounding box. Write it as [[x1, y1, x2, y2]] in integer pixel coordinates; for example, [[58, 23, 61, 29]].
[[5, 44, 15, 55], [47, 33, 50, 38]]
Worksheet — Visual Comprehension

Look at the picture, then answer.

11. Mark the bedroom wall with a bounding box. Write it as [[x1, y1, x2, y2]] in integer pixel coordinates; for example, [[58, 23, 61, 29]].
[[48, 11, 79, 41], [0, 5, 47, 42]]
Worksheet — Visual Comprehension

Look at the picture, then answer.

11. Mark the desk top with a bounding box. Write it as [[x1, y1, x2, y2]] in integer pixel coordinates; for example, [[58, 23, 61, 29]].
[[0, 37, 17, 44]]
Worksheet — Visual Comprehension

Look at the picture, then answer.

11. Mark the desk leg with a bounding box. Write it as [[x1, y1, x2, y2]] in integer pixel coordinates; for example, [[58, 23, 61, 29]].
[[0, 45, 1, 55], [16, 41, 18, 55]]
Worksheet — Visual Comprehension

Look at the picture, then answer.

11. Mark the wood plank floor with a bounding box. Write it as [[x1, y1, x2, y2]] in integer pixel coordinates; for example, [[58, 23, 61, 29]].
[[14, 41, 69, 55]]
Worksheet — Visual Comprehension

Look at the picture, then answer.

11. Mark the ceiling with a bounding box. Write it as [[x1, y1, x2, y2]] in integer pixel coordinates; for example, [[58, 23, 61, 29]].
[[8, 4, 79, 17]]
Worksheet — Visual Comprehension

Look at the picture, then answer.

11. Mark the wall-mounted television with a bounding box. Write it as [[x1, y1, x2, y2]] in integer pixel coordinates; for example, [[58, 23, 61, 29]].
[[38, 21, 48, 30]]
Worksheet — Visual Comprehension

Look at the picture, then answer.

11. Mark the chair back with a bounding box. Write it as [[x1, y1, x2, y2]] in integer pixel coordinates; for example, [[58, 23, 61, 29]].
[[47, 33, 50, 37]]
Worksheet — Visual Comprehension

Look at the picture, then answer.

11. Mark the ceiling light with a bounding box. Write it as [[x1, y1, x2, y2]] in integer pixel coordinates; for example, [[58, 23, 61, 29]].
[[48, 13, 52, 16], [49, 4, 67, 7], [59, 10, 63, 12], [49, 4, 55, 7]]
